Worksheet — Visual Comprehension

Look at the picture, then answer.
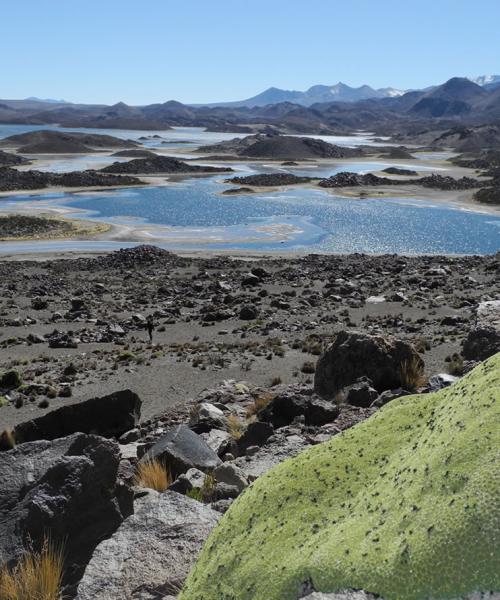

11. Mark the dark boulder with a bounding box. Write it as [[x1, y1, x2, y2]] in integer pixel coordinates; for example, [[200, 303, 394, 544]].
[[13, 389, 141, 444], [304, 397, 340, 425], [344, 378, 379, 408], [0, 433, 131, 592], [141, 424, 221, 475], [237, 421, 274, 454], [314, 331, 423, 398], [462, 326, 500, 361], [239, 304, 259, 320], [258, 389, 307, 428]]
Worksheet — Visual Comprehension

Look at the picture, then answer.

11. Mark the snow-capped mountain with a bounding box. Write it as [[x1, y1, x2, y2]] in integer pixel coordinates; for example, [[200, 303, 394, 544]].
[[468, 75, 500, 90]]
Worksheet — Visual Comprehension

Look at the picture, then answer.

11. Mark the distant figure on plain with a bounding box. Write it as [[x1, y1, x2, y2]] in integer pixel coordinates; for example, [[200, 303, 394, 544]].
[[146, 316, 155, 343]]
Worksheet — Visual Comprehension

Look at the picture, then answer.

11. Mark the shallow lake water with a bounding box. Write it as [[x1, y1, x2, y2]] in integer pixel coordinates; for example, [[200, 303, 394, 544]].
[[1, 177, 498, 254], [0, 125, 498, 255]]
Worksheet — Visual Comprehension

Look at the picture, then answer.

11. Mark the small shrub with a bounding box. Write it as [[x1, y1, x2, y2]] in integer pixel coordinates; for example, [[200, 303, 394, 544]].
[[399, 356, 426, 391], [447, 353, 464, 376], [301, 361, 316, 374], [0, 537, 64, 600], [0, 429, 15, 450], [187, 488, 203, 502], [186, 472, 215, 503], [227, 414, 244, 440], [118, 351, 135, 362], [201, 471, 216, 502], [270, 376, 282, 387], [134, 459, 172, 492], [414, 337, 431, 353], [0, 370, 22, 389], [246, 392, 274, 418]]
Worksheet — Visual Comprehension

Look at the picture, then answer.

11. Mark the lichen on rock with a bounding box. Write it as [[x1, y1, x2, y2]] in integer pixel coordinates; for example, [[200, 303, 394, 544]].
[[180, 354, 500, 600]]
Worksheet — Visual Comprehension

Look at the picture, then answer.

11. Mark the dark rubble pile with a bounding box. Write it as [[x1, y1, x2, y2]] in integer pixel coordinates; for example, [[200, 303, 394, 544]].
[[0, 167, 142, 192]]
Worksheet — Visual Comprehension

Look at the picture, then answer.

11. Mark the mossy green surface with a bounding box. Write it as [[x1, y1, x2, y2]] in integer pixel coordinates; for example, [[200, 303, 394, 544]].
[[180, 354, 500, 600]]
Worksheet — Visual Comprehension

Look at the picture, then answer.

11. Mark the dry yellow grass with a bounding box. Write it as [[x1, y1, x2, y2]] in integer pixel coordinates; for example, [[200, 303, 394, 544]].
[[0, 538, 64, 600], [246, 392, 274, 418], [399, 356, 427, 391], [227, 414, 244, 440], [134, 459, 172, 492]]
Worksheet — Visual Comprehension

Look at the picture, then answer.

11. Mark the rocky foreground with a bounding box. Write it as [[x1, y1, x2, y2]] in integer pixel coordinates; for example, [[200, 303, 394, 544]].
[[0, 246, 499, 599]]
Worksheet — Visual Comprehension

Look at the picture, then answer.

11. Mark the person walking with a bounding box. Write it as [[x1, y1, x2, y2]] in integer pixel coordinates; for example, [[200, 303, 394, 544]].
[[146, 315, 155, 343]]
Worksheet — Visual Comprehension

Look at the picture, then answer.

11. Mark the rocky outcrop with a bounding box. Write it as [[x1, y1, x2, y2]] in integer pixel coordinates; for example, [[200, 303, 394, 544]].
[[0, 166, 142, 191], [318, 171, 482, 190], [0, 149, 29, 166], [13, 389, 141, 443], [0, 130, 138, 153], [76, 491, 220, 600], [0, 433, 130, 591], [382, 166, 417, 175], [101, 155, 232, 174], [314, 331, 423, 398], [225, 173, 313, 186], [258, 386, 339, 428], [199, 133, 364, 159], [318, 171, 393, 188], [462, 326, 500, 361]]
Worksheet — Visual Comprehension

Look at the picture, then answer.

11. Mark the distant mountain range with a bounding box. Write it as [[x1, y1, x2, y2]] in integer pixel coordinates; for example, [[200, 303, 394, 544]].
[[468, 75, 500, 90], [25, 97, 67, 104], [200, 76, 500, 108], [1, 76, 499, 136], [203, 83, 406, 108]]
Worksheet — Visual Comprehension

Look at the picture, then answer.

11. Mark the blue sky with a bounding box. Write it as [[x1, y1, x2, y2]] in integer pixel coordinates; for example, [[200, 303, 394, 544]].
[[2, 0, 499, 105]]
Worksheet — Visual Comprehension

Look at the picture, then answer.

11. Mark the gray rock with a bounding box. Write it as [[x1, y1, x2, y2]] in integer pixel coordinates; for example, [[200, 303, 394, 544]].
[[200, 428, 232, 455], [0, 433, 130, 591], [119, 427, 140, 443], [428, 373, 459, 391], [234, 432, 308, 480], [141, 424, 221, 475], [191, 402, 227, 433], [314, 331, 423, 397], [76, 491, 220, 600], [371, 388, 410, 408], [169, 467, 206, 495], [13, 389, 142, 444], [462, 326, 500, 361], [214, 462, 248, 492], [210, 498, 234, 514]]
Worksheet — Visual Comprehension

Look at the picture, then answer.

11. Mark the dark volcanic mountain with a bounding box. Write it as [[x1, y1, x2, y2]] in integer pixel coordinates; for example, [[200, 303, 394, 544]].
[[203, 82, 405, 108], [0, 130, 137, 154], [0, 150, 30, 167], [199, 133, 364, 159], [101, 155, 232, 174], [409, 78, 487, 117]]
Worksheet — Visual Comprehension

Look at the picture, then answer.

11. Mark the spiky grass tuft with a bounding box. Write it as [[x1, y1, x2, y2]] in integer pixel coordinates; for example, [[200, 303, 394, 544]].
[[0, 538, 64, 600], [399, 356, 426, 390], [227, 414, 244, 440], [134, 459, 172, 492]]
